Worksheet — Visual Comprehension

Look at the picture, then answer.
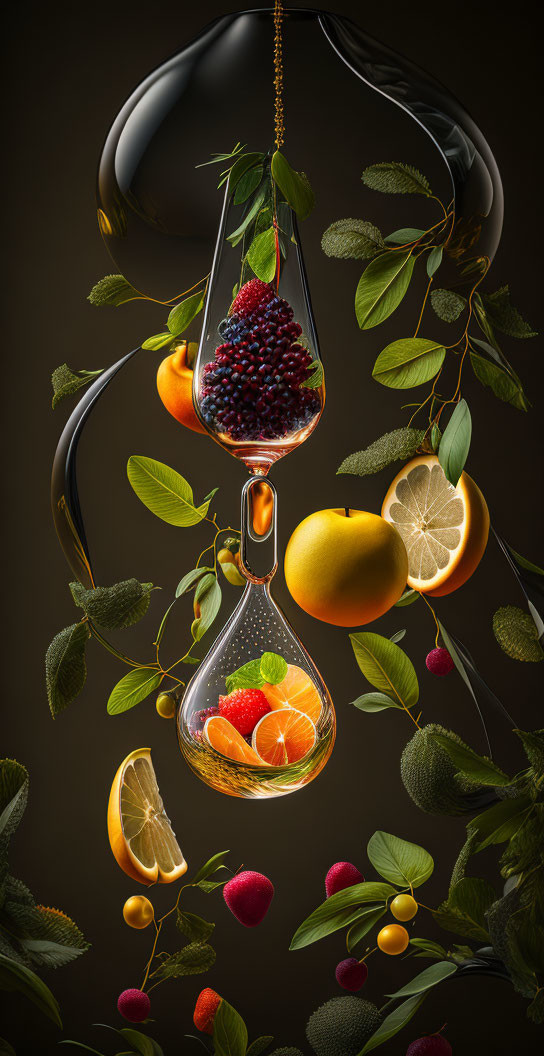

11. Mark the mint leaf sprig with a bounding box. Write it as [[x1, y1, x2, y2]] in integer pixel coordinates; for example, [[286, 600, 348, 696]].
[[225, 651, 288, 694]]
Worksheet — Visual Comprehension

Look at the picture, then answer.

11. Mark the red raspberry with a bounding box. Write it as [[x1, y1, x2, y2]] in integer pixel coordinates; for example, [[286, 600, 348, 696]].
[[193, 987, 222, 1034], [325, 861, 365, 898], [218, 688, 271, 735], [335, 957, 368, 991], [117, 988, 150, 1022], [231, 278, 273, 315], [223, 870, 274, 926], [425, 647, 454, 676]]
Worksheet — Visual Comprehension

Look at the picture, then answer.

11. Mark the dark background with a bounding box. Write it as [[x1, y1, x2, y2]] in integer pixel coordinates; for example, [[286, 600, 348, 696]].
[[2, 1, 543, 1053]]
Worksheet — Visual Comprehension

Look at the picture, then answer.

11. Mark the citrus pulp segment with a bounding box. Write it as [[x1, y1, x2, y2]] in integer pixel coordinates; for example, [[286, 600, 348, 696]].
[[251, 708, 317, 766], [203, 715, 265, 766], [261, 663, 323, 723]]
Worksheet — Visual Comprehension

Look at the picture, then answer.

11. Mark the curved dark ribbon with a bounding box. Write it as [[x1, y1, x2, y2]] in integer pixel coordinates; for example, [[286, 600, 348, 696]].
[[492, 528, 544, 640]]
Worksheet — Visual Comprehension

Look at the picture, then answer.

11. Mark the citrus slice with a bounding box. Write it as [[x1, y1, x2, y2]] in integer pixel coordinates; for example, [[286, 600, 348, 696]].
[[107, 748, 187, 885], [261, 663, 322, 723], [203, 715, 265, 766], [251, 708, 317, 766], [381, 455, 489, 596]]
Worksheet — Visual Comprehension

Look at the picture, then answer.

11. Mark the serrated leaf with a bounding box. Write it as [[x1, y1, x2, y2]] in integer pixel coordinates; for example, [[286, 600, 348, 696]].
[[346, 906, 386, 951], [301, 360, 324, 389], [141, 333, 174, 351], [259, 652, 287, 685], [20, 938, 85, 969], [433, 878, 495, 942], [70, 579, 153, 629], [107, 667, 162, 716], [470, 350, 528, 411], [152, 942, 215, 981], [361, 994, 427, 1053], [290, 883, 396, 950], [271, 151, 314, 219], [127, 456, 214, 526], [386, 960, 457, 998], [51, 364, 103, 408], [176, 910, 215, 943], [355, 250, 415, 330], [350, 633, 419, 709], [192, 575, 222, 641], [45, 622, 90, 717], [0, 953, 62, 1027], [492, 606, 543, 662], [337, 427, 425, 477], [246, 228, 277, 282], [352, 693, 402, 713], [372, 338, 445, 389], [367, 831, 434, 888], [321, 219, 385, 259], [362, 162, 431, 196], [431, 732, 512, 785], [480, 286, 537, 338], [430, 288, 466, 322], [515, 729, 544, 774], [88, 274, 142, 306], [0, 761, 28, 840], [426, 246, 443, 277], [167, 292, 205, 336], [438, 399, 471, 486]]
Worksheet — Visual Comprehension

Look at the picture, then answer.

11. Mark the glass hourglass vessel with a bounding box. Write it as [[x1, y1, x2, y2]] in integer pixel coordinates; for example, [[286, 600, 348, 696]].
[[192, 174, 325, 476], [177, 478, 335, 798]]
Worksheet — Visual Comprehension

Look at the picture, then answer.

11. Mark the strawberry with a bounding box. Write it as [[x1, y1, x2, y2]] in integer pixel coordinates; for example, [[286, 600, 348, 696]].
[[218, 688, 271, 736], [193, 987, 222, 1034], [223, 870, 274, 926], [231, 278, 274, 316], [325, 861, 365, 898]]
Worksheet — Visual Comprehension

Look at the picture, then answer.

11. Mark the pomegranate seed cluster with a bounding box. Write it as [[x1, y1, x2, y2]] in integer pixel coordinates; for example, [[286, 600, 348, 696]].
[[199, 279, 321, 442]]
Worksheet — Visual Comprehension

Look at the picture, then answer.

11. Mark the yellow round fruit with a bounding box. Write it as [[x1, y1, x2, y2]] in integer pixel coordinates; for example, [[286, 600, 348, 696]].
[[390, 894, 418, 921], [382, 455, 489, 597], [217, 548, 234, 565], [123, 895, 154, 929], [284, 508, 408, 627], [156, 692, 176, 719], [377, 924, 410, 955]]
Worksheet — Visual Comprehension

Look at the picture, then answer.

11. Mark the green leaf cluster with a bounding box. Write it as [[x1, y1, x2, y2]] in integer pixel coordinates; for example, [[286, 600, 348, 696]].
[[51, 364, 103, 408], [225, 651, 288, 694], [349, 632, 419, 715]]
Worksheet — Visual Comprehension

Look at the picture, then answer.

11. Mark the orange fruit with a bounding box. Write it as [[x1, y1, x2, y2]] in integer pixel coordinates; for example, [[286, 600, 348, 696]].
[[377, 923, 410, 955], [107, 748, 187, 885], [251, 708, 317, 766], [122, 895, 154, 929], [284, 509, 407, 627], [381, 455, 489, 596], [203, 715, 265, 766], [261, 663, 322, 724], [156, 341, 206, 433]]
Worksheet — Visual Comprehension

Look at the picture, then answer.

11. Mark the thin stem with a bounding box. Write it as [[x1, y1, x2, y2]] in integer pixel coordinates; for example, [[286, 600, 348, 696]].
[[88, 621, 154, 669], [419, 592, 441, 648], [414, 276, 434, 338], [141, 920, 162, 991]]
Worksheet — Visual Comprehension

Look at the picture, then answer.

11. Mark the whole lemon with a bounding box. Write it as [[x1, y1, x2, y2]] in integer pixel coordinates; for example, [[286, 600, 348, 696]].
[[284, 509, 408, 627], [123, 895, 154, 929]]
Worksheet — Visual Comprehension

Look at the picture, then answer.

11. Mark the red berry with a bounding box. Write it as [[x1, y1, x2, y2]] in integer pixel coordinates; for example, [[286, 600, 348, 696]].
[[223, 870, 274, 926], [193, 987, 222, 1034], [426, 647, 454, 676], [231, 279, 273, 315], [325, 862, 365, 898], [335, 957, 368, 991], [406, 1036, 452, 1055], [117, 989, 150, 1022], [218, 688, 271, 735]]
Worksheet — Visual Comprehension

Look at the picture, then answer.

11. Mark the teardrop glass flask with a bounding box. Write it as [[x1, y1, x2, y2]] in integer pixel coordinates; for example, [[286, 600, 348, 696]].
[[177, 479, 335, 798], [192, 177, 324, 475]]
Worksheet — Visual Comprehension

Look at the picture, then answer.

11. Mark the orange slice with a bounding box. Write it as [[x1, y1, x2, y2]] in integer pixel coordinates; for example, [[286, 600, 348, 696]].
[[381, 455, 489, 597], [261, 663, 322, 724], [251, 708, 317, 766], [107, 748, 187, 885], [203, 715, 265, 766]]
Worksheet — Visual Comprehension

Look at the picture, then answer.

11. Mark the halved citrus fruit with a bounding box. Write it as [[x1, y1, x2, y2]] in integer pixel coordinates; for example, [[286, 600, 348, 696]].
[[203, 716, 265, 766], [381, 455, 489, 596], [261, 663, 322, 723], [107, 748, 187, 885], [251, 708, 317, 766]]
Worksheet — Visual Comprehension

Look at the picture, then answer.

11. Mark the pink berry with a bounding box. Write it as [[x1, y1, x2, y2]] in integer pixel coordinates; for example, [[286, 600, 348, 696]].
[[335, 957, 368, 991], [325, 862, 365, 898], [117, 989, 150, 1022], [425, 647, 454, 676], [223, 870, 274, 927], [406, 1036, 452, 1055]]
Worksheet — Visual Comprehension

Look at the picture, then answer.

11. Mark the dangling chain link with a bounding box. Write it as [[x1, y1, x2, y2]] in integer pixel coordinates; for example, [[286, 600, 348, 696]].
[[273, 0, 285, 150]]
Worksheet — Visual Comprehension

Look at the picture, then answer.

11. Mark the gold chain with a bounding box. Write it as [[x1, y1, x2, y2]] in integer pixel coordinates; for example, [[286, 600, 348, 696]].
[[273, 0, 285, 150]]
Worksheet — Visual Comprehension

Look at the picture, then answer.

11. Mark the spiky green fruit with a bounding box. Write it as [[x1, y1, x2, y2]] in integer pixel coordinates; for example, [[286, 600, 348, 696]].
[[306, 997, 381, 1056], [337, 428, 425, 477], [492, 606, 543, 663], [400, 724, 493, 816]]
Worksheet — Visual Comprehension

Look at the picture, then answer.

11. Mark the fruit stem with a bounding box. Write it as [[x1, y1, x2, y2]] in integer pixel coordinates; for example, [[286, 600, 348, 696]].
[[419, 592, 441, 648], [344, 507, 350, 518], [359, 946, 377, 964], [141, 919, 162, 991]]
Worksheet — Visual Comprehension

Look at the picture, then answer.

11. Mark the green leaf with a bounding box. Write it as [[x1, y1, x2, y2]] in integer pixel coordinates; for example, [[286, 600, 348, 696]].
[[51, 364, 103, 408], [492, 606, 543, 662], [321, 219, 385, 259], [469, 350, 528, 411], [409, 938, 448, 960], [246, 1037, 274, 1056], [196, 142, 246, 168], [346, 906, 387, 951], [430, 288, 466, 322], [153, 942, 216, 981], [234, 164, 264, 204], [213, 998, 248, 1056], [0, 953, 62, 1027], [107, 667, 162, 716], [0, 1038, 16, 1056], [16, 904, 88, 956], [167, 292, 205, 336], [367, 831, 434, 888], [430, 423, 441, 451], [433, 878, 495, 942], [225, 659, 265, 693], [480, 286, 537, 338], [385, 228, 426, 244], [191, 850, 230, 884], [361, 994, 427, 1053], [385, 960, 457, 998], [192, 575, 222, 641], [20, 938, 85, 969], [337, 427, 425, 477], [426, 246, 443, 277], [469, 794, 533, 851], [395, 589, 420, 607], [372, 338, 445, 389], [45, 622, 90, 717], [271, 151, 314, 219], [350, 632, 419, 709], [431, 732, 512, 785], [119, 1029, 156, 1056], [175, 567, 214, 597], [301, 360, 324, 389], [515, 729, 544, 773], [247, 228, 277, 282], [437, 399, 471, 486], [88, 274, 142, 306], [362, 162, 432, 196], [355, 251, 415, 330], [227, 186, 268, 246], [352, 692, 402, 713], [507, 549, 544, 577], [290, 883, 396, 950], [127, 456, 214, 526], [0, 761, 28, 839], [176, 910, 215, 943], [70, 579, 153, 630], [260, 652, 288, 685], [141, 332, 175, 351]]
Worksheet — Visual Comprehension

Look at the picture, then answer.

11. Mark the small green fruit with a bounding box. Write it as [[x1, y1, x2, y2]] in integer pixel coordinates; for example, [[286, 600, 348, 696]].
[[156, 692, 176, 719], [219, 557, 245, 586]]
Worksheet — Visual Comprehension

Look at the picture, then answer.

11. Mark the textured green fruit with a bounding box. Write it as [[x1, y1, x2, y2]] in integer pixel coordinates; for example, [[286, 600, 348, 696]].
[[156, 692, 176, 719], [337, 427, 425, 477], [400, 724, 493, 816], [306, 996, 381, 1056], [492, 606, 543, 663], [270, 1050, 304, 1056]]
